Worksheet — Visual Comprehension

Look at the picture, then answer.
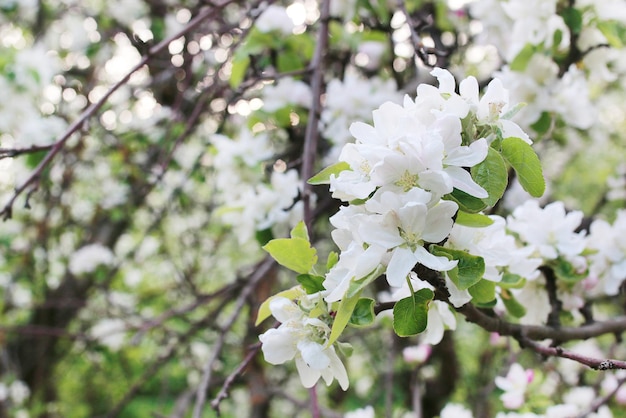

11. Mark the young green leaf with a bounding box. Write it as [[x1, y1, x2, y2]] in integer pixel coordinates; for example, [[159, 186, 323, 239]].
[[553, 257, 588, 283], [308, 162, 351, 185], [393, 288, 434, 337], [501, 289, 526, 318], [290, 221, 310, 241], [263, 238, 317, 274], [296, 274, 326, 294], [455, 211, 495, 227], [468, 279, 496, 304], [510, 43, 535, 71], [444, 188, 488, 213], [349, 298, 376, 327], [471, 148, 508, 206], [430, 245, 485, 290], [229, 52, 250, 88], [499, 273, 526, 289], [328, 290, 362, 346], [501, 137, 545, 198]]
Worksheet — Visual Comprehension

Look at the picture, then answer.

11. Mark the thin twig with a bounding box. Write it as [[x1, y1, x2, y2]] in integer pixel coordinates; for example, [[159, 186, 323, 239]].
[[301, 0, 331, 234], [575, 375, 626, 418], [0, 0, 236, 220], [519, 336, 626, 370], [191, 257, 274, 418], [210, 342, 262, 412]]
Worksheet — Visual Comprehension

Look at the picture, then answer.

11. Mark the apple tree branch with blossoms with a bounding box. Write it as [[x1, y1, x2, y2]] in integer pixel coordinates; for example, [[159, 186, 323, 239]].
[[0, 0, 626, 417]]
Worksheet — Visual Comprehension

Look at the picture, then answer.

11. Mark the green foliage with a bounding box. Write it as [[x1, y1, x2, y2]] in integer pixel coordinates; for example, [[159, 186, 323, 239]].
[[562, 7, 583, 34], [392, 288, 434, 337], [501, 289, 527, 318], [262, 222, 318, 274], [510, 43, 536, 71], [308, 162, 351, 185], [500, 137, 546, 198], [296, 273, 326, 294], [471, 147, 509, 206], [430, 245, 486, 290], [328, 290, 363, 346], [445, 188, 488, 213], [349, 298, 376, 327], [468, 279, 496, 305], [455, 211, 494, 227]]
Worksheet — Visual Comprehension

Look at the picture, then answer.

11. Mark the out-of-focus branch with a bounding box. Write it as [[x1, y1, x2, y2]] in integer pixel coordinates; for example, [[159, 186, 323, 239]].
[[192, 256, 275, 418], [301, 0, 331, 234], [210, 342, 262, 413], [0, 0, 236, 220], [396, 0, 448, 66]]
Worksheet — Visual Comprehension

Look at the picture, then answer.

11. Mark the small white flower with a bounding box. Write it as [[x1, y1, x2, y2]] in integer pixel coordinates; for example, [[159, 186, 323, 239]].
[[255, 5, 294, 35], [69, 243, 115, 275], [259, 297, 349, 390], [495, 363, 533, 409]]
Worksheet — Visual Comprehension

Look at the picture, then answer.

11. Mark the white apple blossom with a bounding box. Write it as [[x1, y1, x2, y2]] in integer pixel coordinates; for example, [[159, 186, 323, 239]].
[[255, 5, 295, 35], [259, 297, 349, 390], [506, 200, 586, 261], [587, 211, 626, 295], [441, 403, 474, 418], [344, 405, 375, 418], [495, 363, 534, 409], [261, 77, 312, 112], [69, 243, 115, 275]]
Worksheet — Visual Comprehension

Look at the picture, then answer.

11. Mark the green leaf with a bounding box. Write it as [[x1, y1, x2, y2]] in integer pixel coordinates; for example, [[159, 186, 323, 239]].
[[501, 137, 545, 198], [553, 258, 587, 283], [290, 221, 309, 241], [501, 289, 526, 318], [455, 211, 494, 227], [468, 279, 496, 304], [346, 265, 385, 299], [597, 21, 625, 48], [255, 228, 274, 246], [510, 43, 535, 71], [349, 298, 376, 327], [255, 286, 304, 326], [431, 246, 485, 290], [296, 274, 325, 294], [229, 52, 250, 88], [263, 238, 317, 274], [444, 188, 487, 213], [326, 251, 339, 271], [277, 49, 304, 73], [328, 290, 362, 346], [530, 112, 552, 135], [393, 289, 434, 337], [499, 273, 526, 289], [471, 148, 508, 206], [308, 162, 351, 185]]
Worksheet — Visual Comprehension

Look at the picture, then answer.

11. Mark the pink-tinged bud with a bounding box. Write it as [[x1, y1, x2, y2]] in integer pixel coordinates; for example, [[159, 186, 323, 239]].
[[526, 369, 534, 384], [403, 344, 432, 364]]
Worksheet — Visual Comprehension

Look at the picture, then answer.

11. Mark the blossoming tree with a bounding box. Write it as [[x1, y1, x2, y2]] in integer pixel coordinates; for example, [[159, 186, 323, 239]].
[[1, 0, 626, 417]]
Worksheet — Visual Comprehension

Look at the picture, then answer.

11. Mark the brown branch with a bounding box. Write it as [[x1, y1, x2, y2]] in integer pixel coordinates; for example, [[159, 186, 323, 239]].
[[0, 145, 53, 160], [457, 302, 626, 343], [191, 256, 275, 418], [0, 0, 237, 220], [396, 0, 448, 67], [519, 336, 626, 371], [301, 0, 331, 234], [210, 342, 262, 413]]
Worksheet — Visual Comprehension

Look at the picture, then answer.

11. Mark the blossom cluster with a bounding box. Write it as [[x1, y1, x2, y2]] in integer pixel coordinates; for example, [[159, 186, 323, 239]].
[[324, 67, 525, 301]]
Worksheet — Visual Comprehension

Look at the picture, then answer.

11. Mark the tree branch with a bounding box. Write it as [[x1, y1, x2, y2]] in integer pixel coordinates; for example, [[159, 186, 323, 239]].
[[0, 0, 236, 220], [301, 0, 331, 234], [519, 336, 626, 371]]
